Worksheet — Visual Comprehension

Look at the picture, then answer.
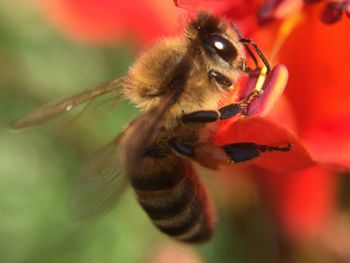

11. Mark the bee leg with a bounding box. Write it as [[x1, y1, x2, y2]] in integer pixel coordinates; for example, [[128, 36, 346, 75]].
[[208, 70, 232, 87], [237, 89, 264, 115], [168, 138, 194, 158], [183, 89, 265, 123], [183, 98, 262, 123], [218, 104, 242, 120], [182, 104, 242, 123], [169, 139, 232, 170], [183, 94, 266, 123], [183, 86, 265, 123], [182, 110, 220, 123], [222, 142, 292, 163], [170, 139, 292, 169]]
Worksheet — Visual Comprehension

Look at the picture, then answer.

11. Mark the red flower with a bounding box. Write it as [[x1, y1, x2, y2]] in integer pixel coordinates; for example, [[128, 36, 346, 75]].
[[38, 0, 181, 44], [214, 0, 350, 246], [172, 0, 350, 248]]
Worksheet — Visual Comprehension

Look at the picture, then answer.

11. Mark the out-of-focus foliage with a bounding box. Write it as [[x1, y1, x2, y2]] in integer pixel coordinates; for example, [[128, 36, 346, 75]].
[[0, 2, 161, 263]]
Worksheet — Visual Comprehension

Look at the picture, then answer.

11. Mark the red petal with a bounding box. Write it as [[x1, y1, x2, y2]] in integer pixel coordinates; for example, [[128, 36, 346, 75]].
[[215, 116, 314, 174], [280, 7, 350, 133], [39, 0, 180, 44], [267, 95, 298, 132], [258, 0, 302, 24], [259, 165, 337, 240], [302, 116, 350, 169], [174, 0, 233, 13]]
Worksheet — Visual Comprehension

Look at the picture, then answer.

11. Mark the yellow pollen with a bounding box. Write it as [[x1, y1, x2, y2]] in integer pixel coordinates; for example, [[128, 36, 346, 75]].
[[255, 66, 267, 93]]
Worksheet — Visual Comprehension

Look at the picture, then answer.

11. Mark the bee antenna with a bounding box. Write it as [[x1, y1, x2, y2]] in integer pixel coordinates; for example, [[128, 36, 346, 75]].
[[239, 38, 271, 75], [228, 22, 258, 71], [229, 22, 271, 74], [244, 45, 259, 69]]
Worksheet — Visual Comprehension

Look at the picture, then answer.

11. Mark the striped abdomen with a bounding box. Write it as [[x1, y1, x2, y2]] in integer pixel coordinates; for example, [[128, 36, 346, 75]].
[[129, 153, 215, 243]]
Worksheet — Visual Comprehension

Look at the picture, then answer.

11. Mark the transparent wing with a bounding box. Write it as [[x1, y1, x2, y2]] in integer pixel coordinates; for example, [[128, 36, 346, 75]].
[[12, 78, 122, 130], [45, 92, 124, 136], [69, 133, 129, 220], [69, 86, 183, 220]]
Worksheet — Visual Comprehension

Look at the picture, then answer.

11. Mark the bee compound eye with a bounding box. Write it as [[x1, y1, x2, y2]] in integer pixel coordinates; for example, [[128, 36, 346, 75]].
[[206, 34, 238, 63]]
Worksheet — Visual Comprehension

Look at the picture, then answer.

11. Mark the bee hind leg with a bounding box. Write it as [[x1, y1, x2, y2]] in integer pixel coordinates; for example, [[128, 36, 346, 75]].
[[168, 139, 228, 170], [222, 142, 292, 163], [169, 139, 292, 169]]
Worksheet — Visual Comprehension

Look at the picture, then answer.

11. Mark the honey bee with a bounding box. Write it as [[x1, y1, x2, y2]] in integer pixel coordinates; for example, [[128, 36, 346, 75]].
[[12, 11, 291, 243]]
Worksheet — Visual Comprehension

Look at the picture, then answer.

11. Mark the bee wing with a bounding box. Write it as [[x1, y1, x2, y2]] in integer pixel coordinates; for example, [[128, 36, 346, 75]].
[[12, 78, 122, 130], [122, 87, 183, 174], [69, 133, 129, 220], [69, 87, 183, 220]]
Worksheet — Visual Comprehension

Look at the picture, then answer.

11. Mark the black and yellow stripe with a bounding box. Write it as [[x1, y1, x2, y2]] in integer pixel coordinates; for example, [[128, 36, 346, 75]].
[[130, 155, 214, 243]]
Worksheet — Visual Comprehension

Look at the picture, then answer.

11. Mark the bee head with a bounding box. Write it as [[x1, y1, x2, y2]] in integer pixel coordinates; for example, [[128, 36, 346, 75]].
[[185, 11, 245, 90]]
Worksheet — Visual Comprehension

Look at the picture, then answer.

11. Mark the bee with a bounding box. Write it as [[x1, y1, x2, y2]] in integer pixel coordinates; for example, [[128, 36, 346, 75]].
[[12, 11, 291, 243]]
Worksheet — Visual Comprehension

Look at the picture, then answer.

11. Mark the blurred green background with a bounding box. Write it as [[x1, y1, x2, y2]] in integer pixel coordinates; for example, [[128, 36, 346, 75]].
[[0, 2, 303, 263]]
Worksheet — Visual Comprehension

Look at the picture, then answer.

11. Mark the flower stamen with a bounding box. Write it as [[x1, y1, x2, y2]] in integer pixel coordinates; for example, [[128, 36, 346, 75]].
[[270, 11, 304, 62], [304, 0, 350, 24]]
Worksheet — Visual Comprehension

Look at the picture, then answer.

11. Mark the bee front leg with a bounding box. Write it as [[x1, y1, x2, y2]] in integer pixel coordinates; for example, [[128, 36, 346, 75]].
[[182, 92, 263, 124], [169, 138, 292, 170], [182, 104, 242, 123]]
